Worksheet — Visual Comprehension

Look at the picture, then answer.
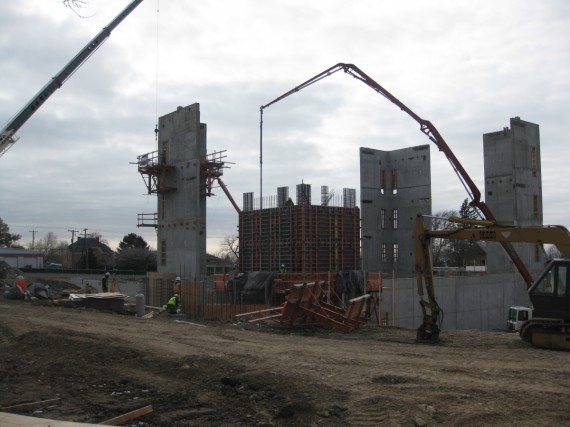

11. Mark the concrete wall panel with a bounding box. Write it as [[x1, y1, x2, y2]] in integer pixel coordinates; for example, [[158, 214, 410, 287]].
[[360, 145, 431, 278], [380, 272, 531, 332]]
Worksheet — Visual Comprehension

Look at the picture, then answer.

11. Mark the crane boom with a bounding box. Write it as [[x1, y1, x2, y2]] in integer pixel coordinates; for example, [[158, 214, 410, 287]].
[[261, 62, 534, 288], [0, 0, 144, 158]]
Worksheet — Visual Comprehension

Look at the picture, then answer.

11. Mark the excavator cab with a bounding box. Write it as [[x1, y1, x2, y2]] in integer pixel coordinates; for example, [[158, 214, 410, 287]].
[[521, 259, 570, 350], [528, 259, 570, 321]]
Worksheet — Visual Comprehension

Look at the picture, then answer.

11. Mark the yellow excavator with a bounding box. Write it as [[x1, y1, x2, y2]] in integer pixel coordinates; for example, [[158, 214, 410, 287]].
[[414, 214, 570, 351]]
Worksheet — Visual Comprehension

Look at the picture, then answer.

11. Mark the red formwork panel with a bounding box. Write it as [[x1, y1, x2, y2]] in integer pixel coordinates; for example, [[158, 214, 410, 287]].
[[365, 272, 382, 292], [213, 273, 228, 290]]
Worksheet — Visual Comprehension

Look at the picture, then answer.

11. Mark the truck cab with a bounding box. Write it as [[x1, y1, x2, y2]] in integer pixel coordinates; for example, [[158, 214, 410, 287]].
[[507, 306, 532, 331], [508, 259, 570, 331]]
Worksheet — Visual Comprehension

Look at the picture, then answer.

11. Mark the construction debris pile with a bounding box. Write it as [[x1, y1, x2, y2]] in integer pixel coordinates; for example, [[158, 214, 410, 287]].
[[1, 262, 130, 312], [1, 262, 72, 300]]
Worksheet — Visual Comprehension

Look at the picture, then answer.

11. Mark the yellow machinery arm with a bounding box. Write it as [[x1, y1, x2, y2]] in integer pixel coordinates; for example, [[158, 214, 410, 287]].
[[414, 214, 570, 343], [430, 216, 570, 258], [414, 215, 442, 341]]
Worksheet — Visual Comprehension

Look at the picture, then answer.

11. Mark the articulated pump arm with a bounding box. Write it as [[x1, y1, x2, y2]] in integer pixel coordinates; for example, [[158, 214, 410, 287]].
[[217, 177, 242, 214], [0, 0, 144, 158], [261, 63, 534, 288], [414, 214, 570, 341]]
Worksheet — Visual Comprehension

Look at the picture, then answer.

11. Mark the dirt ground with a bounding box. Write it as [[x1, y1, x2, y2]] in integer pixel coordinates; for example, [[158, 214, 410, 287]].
[[0, 298, 569, 427]]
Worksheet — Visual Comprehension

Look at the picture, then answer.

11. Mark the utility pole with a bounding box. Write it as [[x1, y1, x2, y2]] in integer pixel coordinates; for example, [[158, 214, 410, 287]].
[[29, 230, 37, 249], [83, 228, 88, 269], [68, 229, 79, 244]]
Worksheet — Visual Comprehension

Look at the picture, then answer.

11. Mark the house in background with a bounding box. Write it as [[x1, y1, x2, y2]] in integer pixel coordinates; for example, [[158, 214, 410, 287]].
[[63, 237, 115, 269], [0, 248, 43, 269], [206, 253, 235, 276]]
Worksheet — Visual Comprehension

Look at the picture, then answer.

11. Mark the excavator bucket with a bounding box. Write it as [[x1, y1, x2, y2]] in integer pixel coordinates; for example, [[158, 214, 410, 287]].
[[416, 321, 440, 343]]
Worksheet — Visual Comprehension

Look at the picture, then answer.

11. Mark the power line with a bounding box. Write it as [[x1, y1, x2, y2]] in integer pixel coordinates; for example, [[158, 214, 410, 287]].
[[83, 228, 89, 269]]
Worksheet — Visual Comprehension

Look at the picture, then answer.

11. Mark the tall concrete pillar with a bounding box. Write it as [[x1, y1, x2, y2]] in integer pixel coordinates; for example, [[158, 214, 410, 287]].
[[156, 104, 207, 280], [483, 117, 544, 276]]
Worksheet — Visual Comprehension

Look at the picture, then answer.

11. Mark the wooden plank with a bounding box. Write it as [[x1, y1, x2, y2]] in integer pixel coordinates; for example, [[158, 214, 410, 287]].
[[234, 307, 277, 318], [173, 320, 207, 327], [248, 313, 282, 323], [1, 398, 61, 412], [99, 404, 153, 425], [0, 412, 99, 426]]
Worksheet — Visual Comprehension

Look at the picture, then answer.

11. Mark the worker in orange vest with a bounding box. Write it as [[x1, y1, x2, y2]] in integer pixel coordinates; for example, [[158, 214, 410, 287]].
[[14, 275, 26, 291], [172, 276, 181, 294]]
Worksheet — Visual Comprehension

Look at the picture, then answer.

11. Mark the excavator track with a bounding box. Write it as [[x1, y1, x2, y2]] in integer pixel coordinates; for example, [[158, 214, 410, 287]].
[[520, 319, 570, 351]]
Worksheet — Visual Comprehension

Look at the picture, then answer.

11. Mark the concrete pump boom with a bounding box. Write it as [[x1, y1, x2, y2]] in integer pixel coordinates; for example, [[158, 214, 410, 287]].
[[260, 62, 534, 288], [0, 0, 144, 158]]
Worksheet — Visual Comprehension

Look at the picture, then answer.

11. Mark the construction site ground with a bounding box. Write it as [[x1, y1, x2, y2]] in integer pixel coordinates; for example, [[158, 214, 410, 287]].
[[1, 299, 569, 427]]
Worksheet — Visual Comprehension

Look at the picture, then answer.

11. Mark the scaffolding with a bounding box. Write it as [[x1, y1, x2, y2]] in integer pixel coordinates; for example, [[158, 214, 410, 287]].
[[239, 205, 360, 273], [136, 150, 175, 195], [137, 213, 158, 228]]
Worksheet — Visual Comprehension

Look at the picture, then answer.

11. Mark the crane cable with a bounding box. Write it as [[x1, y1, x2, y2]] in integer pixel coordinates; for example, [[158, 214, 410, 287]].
[[154, 0, 160, 147]]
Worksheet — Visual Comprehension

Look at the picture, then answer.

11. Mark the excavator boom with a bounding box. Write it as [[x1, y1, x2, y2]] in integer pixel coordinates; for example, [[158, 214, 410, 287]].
[[415, 214, 570, 350]]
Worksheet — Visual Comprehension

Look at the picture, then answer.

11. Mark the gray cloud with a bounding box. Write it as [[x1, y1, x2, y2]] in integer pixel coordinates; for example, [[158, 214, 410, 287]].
[[2, 0, 570, 252]]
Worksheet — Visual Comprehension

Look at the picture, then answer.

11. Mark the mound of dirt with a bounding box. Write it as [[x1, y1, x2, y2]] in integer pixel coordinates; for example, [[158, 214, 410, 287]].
[[28, 278, 82, 298]]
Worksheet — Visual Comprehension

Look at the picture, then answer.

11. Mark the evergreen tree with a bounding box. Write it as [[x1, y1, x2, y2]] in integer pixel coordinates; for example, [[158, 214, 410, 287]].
[[459, 198, 479, 221], [117, 233, 149, 254], [0, 217, 22, 248], [115, 233, 156, 271]]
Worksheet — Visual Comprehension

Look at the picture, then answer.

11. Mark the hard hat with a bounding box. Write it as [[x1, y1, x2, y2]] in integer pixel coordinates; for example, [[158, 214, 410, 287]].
[[105, 272, 110, 276], [175, 276, 181, 282]]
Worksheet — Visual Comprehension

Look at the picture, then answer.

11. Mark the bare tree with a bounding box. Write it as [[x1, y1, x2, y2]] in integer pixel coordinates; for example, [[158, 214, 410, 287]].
[[428, 210, 458, 267], [63, 0, 91, 18], [88, 231, 109, 246], [33, 232, 68, 265], [216, 235, 239, 263], [429, 199, 486, 267]]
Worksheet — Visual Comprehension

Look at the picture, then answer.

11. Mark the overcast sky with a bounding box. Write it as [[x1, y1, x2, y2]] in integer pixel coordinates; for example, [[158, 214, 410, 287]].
[[1, 0, 569, 253]]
